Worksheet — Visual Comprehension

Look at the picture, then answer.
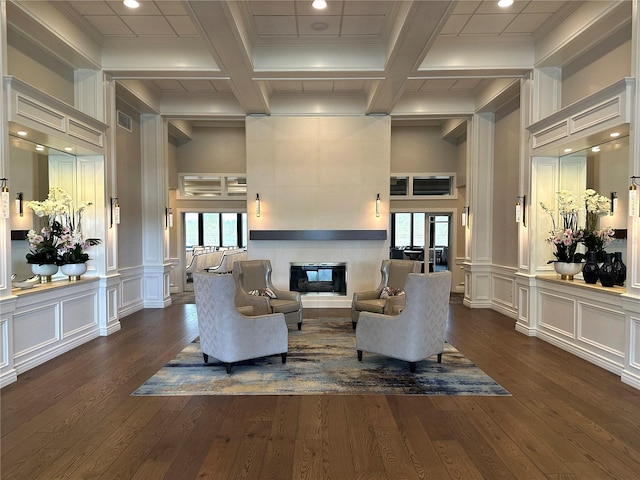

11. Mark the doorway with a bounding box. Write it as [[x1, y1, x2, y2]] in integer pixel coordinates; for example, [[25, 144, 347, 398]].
[[389, 212, 452, 273]]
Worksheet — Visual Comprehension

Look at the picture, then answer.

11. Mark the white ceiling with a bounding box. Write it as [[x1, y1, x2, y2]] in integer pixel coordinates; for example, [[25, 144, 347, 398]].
[[47, 1, 580, 116]]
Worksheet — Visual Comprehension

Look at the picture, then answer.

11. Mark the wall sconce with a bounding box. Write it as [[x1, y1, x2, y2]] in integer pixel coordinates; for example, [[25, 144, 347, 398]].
[[255, 193, 261, 217], [610, 192, 617, 214], [461, 206, 469, 227], [110, 197, 120, 227], [630, 177, 639, 217], [515, 195, 526, 226], [1, 178, 9, 219], [165, 207, 173, 228], [376, 193, 380, 217]]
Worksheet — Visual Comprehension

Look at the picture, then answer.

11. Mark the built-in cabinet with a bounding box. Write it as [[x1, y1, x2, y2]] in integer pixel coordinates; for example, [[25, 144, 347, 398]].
[[0, 77, 116, 387], [518, 78, 640, 390]]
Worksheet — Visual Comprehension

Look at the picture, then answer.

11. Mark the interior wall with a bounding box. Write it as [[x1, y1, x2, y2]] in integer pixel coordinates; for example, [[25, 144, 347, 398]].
[[246, 116, 390, 306], [561, 29, 631, 107], [390, 125, 458, 172], [492, 100, 520, 268], [176, 126, 246, 173], [6, 29, 74, 106], [115, 100, 143, 269]]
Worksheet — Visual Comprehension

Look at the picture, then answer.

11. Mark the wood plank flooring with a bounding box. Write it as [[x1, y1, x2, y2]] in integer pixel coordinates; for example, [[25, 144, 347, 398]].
[[2, 302, 640, 479]]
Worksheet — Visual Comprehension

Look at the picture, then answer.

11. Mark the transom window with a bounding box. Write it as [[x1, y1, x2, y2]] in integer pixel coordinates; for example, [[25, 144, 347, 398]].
[[390, 174, 456, 198]]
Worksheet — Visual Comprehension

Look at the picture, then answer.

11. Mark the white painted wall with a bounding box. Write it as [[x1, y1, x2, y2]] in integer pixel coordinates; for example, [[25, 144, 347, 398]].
[[246, 116, 390, 307]]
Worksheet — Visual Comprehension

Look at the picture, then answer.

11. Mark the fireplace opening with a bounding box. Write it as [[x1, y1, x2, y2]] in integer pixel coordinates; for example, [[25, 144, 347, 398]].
[[289, 262, 347, 296]]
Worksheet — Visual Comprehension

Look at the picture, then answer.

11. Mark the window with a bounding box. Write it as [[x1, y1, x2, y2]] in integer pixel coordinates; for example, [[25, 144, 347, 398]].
[[178, 174, 247, 199], [184, 212, 247, 248], [391, 212, 425, 248], [390, 173, 456, 199]]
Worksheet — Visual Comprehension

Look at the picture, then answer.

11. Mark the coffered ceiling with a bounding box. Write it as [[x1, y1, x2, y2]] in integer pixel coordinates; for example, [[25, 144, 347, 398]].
[[14, 1, 585, 118]]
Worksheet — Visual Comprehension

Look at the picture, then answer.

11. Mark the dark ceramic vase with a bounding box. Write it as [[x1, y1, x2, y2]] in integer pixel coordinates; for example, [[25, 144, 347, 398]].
[[582, 251, 599, 285], [613, 252, 626, 287], [598, 253, 616, 287]]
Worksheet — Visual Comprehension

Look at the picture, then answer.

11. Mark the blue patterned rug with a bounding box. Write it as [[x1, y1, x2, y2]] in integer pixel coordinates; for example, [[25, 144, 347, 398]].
[[132, 318, 510, 396]]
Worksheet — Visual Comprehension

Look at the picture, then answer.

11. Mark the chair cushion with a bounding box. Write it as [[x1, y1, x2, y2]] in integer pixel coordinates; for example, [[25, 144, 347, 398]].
[[237, 305, 254, 315], [354, 298, 387, 313], [380, 286, 404, 298], [248, 288, 277, 298], [270, 298, 300, 314]]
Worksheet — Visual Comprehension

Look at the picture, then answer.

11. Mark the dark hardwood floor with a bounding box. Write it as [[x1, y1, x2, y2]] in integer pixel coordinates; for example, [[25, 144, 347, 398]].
[[2, 301, 640, 479]]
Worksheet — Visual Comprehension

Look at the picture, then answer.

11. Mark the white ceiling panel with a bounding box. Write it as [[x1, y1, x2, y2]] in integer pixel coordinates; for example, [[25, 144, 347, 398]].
[[271, 80, 304, 92], [254, 15, 298, 36], [343, 1, 389, 15], [302, 80, 335, 92], [85, 16, 133, 36], [341, 15, 385, 36], [166, 16, 200, 36], [461, 14, 518, 35], [295, 0, 345, 16], [122, 16, 176, 35], [155, 1, 190, 16], [106, 0, 162, 16], [69, 1, 114, 16], [298, 16, 341, 35], [503, 13, 552, 34], [522, 1, 567, 14], [154, 79, 186, 91], [249, 1, 297, 15], [440, 15, 471, 36]]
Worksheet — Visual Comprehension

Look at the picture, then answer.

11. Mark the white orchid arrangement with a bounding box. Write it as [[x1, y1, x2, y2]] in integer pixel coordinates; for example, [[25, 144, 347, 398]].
[[24, 187, 100, 265], [540, 189, 614, 264]]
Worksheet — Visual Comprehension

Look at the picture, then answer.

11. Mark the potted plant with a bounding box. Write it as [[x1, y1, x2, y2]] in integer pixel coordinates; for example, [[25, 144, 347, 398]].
[[25, 187, 101, 281]]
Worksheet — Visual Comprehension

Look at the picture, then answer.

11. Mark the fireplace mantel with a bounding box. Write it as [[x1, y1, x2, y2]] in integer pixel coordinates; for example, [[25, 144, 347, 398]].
[[250, 230, 387, 241]]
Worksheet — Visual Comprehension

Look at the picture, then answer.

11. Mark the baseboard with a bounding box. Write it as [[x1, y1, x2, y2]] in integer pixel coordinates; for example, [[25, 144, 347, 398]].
[[1, 369, 18, 388], [621, 370, 640, 390]]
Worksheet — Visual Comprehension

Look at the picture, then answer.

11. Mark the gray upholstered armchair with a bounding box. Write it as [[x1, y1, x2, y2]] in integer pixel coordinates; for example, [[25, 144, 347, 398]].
[[350, 259, 421, 328], [233, 259, 303, 330], [193, 272, 288, 374], [356, 271, 452, 372]]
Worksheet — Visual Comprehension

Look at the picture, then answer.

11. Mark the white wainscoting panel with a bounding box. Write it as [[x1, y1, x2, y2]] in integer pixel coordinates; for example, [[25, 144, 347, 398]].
[[538, 291, 575, 338], [577, 302, 625, 358], [119, 266, 144, 318]]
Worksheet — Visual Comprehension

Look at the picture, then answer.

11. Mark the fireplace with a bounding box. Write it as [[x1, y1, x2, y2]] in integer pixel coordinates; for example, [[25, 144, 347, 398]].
[[289, 263, 347, 296]]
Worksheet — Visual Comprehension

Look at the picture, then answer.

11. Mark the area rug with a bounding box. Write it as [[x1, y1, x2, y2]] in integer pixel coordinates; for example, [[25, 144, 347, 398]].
[[132, 318, 510, 396]]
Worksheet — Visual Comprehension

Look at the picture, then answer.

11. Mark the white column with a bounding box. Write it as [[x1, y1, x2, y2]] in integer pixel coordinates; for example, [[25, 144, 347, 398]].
[[140, 114, 171, 308], [463, 112, 494, 308], [531, 67, 561, 122]]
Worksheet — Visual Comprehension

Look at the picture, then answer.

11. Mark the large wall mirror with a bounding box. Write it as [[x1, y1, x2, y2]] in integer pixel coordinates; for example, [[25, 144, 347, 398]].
[[559, 134, 629, 229], [558, 133, 629, 263], [9, 135, 77, 280]]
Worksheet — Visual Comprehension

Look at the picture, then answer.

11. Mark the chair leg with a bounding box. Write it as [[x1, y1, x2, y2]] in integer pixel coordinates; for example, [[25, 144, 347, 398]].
[[297, 321, 302, 330], [203, 353, 209, 363], [357, 350, 363, 361], [437, 353, 442, 363], [281, 352, 287, 364], [409, 362, 416, 373], [225, 363, 232, 374]]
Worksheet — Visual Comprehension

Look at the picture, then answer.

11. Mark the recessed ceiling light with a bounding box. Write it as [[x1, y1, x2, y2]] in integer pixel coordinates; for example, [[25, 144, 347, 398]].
[[592, 146, 601, 152], [312, 0, 327, 10], [123, 0, 139, 9], [311, 22, 328, 31], [563, 148, 572, 153], [609, 132, 620, 137], [36, 145, 45, 151], [498, 0, 514, 7], [64, 147, 73, 151], [17, 131, 27, 136]]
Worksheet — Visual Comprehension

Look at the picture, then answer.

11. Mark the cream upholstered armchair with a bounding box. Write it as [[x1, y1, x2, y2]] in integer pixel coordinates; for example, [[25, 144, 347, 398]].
[[233, 260, 303, 330], [350, 259, 421, 329], [193, 272, 288, 374], [356, 271, 452, 373]]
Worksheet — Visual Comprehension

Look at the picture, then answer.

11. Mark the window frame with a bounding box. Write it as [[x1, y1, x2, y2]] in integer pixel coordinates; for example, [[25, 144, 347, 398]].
[[390, 172, 458, 200]]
